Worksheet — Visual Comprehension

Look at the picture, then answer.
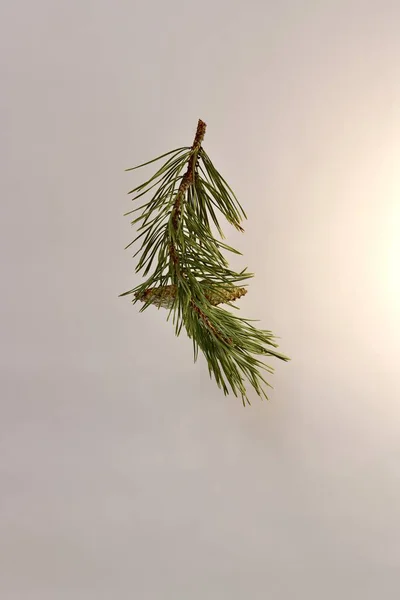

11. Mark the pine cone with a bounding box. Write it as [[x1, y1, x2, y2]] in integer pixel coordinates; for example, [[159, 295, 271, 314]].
[[135, 282, 247, 309]]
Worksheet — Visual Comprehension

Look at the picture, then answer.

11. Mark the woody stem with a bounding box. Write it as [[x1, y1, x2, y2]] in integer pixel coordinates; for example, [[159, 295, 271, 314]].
[[169, 119, 207, 275]]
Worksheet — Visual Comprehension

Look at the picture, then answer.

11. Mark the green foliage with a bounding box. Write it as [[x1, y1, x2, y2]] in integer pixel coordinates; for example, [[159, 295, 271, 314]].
[[121, 120, 289, 404]]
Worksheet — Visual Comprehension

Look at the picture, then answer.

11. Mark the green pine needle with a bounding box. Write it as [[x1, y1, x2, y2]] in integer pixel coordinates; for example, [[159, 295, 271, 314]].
[[121, 119, 289, 405]]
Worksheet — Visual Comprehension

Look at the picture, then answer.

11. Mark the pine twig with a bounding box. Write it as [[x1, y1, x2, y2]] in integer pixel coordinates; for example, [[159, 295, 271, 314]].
[[121, 119, 290, 404]]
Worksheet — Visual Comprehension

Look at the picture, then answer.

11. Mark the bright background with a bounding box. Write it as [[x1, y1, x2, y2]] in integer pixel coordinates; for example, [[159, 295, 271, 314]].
[[1, 1, 400, 598]]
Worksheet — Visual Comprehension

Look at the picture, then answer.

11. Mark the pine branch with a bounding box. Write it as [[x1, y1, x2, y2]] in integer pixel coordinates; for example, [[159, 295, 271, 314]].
[[121, 119, 290, 404]]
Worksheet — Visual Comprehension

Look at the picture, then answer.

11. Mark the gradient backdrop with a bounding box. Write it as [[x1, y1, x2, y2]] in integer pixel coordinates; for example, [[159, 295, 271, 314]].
[[1, 1, 400, 598]]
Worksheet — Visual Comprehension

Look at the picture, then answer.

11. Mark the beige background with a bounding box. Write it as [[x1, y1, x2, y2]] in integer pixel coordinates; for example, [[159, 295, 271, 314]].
[[1, 1, 400, 598]]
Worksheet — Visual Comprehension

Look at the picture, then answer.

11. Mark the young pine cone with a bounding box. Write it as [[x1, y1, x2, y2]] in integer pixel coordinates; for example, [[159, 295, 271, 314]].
[[135, 282, 247, 309]]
